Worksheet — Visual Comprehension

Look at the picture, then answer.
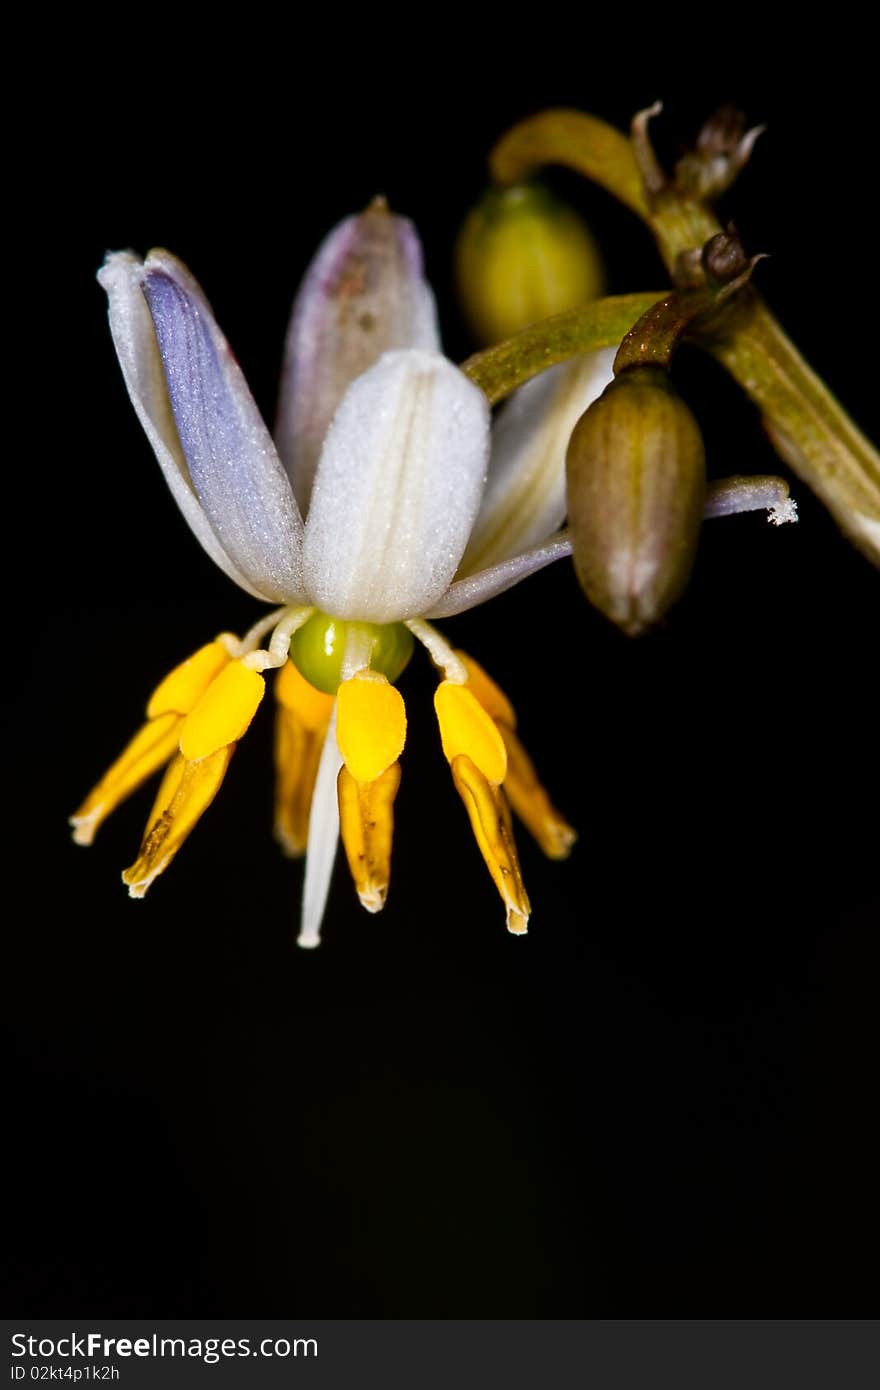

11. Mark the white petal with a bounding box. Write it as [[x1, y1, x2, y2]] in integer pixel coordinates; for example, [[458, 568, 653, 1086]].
[[142, 251, 306, 603], [98, 252, 269, 599], [461, 349, 616, 573], [303, 350, 491, 623], [298, 708, 343, 949], [275, 203, 440, 512], [426, 531, 573, 618]]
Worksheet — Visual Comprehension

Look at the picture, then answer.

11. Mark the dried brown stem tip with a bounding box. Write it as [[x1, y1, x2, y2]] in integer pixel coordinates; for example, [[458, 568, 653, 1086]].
[[676, 106, 766, 199], [701, 229, 751, 285]]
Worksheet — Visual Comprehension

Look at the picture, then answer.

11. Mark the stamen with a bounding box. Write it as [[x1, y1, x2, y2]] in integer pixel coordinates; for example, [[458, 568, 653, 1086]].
[[276, 658, 336, 727], [179, 661, 265, 761], [216, 632, 245, 658], [405, 618, 468, 684], [337, 762, 401, 913], [498, 724, 577, 860], [456, 649, 576, 861], [71, 639, 234, 845], [231, 606, 289, 657], [240, 606, 315, 672], [122, 746, 234, 897], [273, 661, 335, 858], [70, 712, 181, 845], [146, 641, 232, 718], [456, 652, 516, 727], [337, 670, 407, 783], [450, 754, 530, 934], [434, 681, 507, 785]]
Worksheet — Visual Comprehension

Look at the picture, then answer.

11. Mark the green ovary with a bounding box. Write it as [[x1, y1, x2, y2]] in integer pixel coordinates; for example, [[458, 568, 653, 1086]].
[[290, 612, 415, 695]]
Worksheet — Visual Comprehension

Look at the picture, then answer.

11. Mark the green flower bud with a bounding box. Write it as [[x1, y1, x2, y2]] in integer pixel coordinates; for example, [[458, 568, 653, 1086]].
[[456, 183, 603, 345], [565, 366, 706, 636]]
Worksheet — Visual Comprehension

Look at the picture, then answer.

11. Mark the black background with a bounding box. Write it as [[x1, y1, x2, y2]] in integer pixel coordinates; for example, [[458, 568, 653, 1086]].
[[5, 25, 878, 1316]]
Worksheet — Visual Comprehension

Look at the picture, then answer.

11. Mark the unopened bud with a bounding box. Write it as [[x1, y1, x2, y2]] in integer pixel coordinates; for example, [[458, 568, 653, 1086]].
[[456, 184, 603, 344], [565, 367, 706, 635]]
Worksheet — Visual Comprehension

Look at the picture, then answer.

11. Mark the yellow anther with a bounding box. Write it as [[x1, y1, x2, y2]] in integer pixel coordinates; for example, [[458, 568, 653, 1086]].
[[434, 681, 507, 786], [456, 650, 517, 728], [453, 651, 576, 861], [146, 641, 231, 718], [122, 746, 234, 898], [498, 724, 577, 860], [337, 762, 402, 913], [336, 669, 406, 784], [450, 754, 530, 934], [179, 660, 265, 762], [69, 711, 181, 846], [70, 639, 236, 847], [274, 663, 334, 858], [275, 658, 335, 729]]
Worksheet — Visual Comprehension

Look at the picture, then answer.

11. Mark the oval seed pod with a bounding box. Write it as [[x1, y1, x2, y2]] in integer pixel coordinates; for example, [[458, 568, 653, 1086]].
[[456, 183, 603, 345], [565, 366, 706, 636]]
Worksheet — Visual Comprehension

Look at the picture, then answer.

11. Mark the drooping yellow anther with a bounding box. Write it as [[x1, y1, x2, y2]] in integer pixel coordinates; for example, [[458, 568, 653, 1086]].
[[337, 762, 402, 913], [146, 641, 231, 718], [179, 660, 265, 762], [122, 746, 234, 898], [336, 669, 406, 784], [274, 660, 335, 857], [450, 754, 531, 934], [276, 657, 335, 727], [70, 640, 235, 846], [70, 712, 182, 845], [457, 651, 517, 727], [497, 725, 577, 860], [456, 648, 576, 861], [434, 681, 507, 785]]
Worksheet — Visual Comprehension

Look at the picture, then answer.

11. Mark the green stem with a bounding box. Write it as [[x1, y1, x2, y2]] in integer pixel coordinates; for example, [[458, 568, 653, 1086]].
[[490, 109, 650, 219], [488, 111, 880, 566], [648, 193, 724, 277], [708, 298, 880, 562], [461, 291, 663, 404], [614, 288, 715, 374]]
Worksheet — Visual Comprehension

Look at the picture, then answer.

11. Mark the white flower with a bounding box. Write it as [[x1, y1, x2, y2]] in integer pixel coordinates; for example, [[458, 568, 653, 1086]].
[[72, 200, 613, 946]]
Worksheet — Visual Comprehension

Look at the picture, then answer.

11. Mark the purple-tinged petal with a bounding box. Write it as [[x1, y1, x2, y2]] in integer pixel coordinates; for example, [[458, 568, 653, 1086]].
[[142, 252, 306, 604], [275, 199, 440, 512], [98, 252, 270, 600], [426, 531, 573, 618], [461, 350, 616, 572]]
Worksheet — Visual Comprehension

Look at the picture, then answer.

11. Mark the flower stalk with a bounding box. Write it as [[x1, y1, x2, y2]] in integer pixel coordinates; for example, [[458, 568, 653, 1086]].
[[484, 106, 880, 564], [461, 291, 663, 404]]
